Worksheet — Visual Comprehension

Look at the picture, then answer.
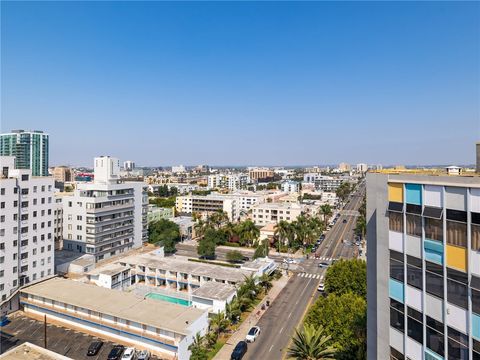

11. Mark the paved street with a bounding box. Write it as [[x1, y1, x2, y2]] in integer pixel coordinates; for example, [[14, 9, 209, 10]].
[[243, 183, 365, 360]]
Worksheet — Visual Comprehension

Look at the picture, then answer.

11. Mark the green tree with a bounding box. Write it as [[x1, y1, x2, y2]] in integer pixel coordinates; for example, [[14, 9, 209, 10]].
[[253, 240, 269, 259], [148, 219, 180, 253], [209, 311, 230, 338], [197, 236, 216, 259], [226, 250, 244, 263], [287, 324, 336, 360], [274, 220, 291, 251], [324, 259, 366, 299], [258, 273, 273, 293], [237, 219, 260, 247], [149, 196, 176, 208], [355, 216, 366, 240], [305, 293, 366, 359], [208, 211, 229, 229], [203, 228, 228, 246], [188, 333, 208, 360], [319, 204, 333, 227], [336, 182, 352, 203]]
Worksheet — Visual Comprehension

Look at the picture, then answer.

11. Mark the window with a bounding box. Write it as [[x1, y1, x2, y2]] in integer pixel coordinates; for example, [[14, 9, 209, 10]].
[[423, 206, 443, 219], [472, 223, 480, 251], [0, 202, 4, 209], [425, 217, 443, 241], [426, 316, 444, 357], [390, 250, 404, 283], [407, 307, 423, 344], [447, 221, 467, 248], [447, 274, 468, 309], [0, 188, 4, 195], [425, 261, 444, 299], [388, 201, 404, 213], [77, 215, 82, 221], [407, 256, 422, 290], [406, 203, 421, 215], [448, 327, 468, 360], [406, 214, 422, 237], [389, 212, 403, 232], [33, 199, 37, 205], [21, 174, 29, 181], [390, 299, 404, 333], [446, 209, 467, 223], [33, 186, 37, 193]]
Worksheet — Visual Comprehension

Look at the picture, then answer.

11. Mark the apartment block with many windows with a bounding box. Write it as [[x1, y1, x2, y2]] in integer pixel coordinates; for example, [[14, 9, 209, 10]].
[[0, 156, 55, 302], [61, 157, 148, 262], [367, 171, 480, 360]]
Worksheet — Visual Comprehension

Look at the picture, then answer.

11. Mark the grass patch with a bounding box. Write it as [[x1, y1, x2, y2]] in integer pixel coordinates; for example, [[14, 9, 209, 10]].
[[207, 338, 227, 359]]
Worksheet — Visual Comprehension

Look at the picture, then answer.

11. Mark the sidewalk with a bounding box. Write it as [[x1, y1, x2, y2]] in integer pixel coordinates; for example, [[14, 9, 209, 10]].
[[213, 273, 290, 360]]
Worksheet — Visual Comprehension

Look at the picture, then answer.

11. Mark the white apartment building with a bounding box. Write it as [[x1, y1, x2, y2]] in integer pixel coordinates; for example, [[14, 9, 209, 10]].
[[123, 160, 135, 171], [53, 194, 63, 250], [251, 202, 308, 226], [0, 156, 55, 301], [207, 174, 249, 191], [61, 157, 148, 262], [303, 174, 348, 192], [171, 165, 186, 174], [281, 180, 300, 193], [356, 163, 368, 173], [176, 192, 265, 221]]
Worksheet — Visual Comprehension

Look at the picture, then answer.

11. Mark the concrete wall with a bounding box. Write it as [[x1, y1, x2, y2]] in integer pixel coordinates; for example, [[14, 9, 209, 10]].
[[366, 173, 390, 359]]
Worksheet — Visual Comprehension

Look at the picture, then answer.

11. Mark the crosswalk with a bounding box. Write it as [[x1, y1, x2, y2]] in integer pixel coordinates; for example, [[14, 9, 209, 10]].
[[298, 273, 324, 279], [315, 256, 336, 261]]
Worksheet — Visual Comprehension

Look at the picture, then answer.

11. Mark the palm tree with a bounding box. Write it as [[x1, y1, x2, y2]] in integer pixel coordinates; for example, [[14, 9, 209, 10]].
[[319, 204, 333, 227], [208, 211, 229, 229], [209, 311, 230, 337], [223, 221, 238, 242], [194, 219, 207, 238], [225, 299, 241, 323], [274, 220, 291, 252], [258, 273, 273, 293], [355, 216, 367, 240], [238, 219, 260, 247], [287, 324, 336, 360], [188, 332, 208, 360]]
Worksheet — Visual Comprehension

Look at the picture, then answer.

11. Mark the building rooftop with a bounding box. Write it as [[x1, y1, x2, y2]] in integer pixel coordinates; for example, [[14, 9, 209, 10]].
[[0, 342, 73, 360], [118, 253, 252, 283], [368, 171, 480, 188], [191, 282, 236, 301], [87, 263, 129, 276], [21, 278, 206, 335]]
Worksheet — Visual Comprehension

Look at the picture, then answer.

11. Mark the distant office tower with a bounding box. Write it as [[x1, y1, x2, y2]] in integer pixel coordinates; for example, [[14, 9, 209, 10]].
[[338, 162, 351, 172], [248, 167, 274, 182], [366, 171, 480, 360], [172, 165, 186, 173], [61, 156, 148, 262], [52, 166, 72, 183], [0, 130, 49, 176], [0, 156, 55, 303], [356, 163, 368, 173], [123, 160, 135, 172]]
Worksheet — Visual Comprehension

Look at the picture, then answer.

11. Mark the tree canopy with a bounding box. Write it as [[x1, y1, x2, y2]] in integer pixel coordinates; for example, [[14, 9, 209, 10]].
[[149, 196, 176, 208], [148, 219, 180, 253], [226, 250, 244, 263], [324, 259, 366, 299], [305, 293, 366, 359]]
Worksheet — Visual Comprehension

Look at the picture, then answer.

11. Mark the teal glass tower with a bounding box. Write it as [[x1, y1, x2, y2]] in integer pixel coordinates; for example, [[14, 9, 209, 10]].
[[0, 130, 49, 176]]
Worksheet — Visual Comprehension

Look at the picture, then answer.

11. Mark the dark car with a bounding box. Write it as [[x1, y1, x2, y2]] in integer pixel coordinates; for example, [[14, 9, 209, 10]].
[[231, 341, 248, 360], [86, 341, 103, 356], [343, 219, 347, 223], [107, 345, 125, 360]]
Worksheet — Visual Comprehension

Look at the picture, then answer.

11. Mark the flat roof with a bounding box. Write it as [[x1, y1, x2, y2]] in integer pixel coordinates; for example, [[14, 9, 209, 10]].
[[21, 278, 206, 335], [370, 172, 480, 188], [191, 282, 236, 301], [88, 263, 129, 276], [119, 254, 252, 283], [0, 342, 73, 360]]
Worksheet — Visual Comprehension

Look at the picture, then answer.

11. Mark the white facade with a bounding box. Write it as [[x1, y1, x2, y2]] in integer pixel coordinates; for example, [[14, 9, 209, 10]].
[[61, 157, 148, 262], [251, 202, 304, 226], [356, 163, 368, 173], [207, 174, 249, 191], [171, 165, 186, 174], [303, 174, 347, 192], [281, 180, 300, 193], [0, 156, 55, 301], [123, 160, 135, 171], [176, 192, 265, 221]]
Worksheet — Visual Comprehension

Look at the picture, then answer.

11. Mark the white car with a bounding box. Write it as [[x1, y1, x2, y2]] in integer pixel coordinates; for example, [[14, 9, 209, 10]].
[[121, 347, 136, 360], [317, 283, 325, 292], [245, 326, 261, 343], [283, 258, 294, 264]]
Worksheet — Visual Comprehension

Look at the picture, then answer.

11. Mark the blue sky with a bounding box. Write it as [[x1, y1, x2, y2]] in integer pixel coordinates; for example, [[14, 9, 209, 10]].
[[1, 1, 479, 167]]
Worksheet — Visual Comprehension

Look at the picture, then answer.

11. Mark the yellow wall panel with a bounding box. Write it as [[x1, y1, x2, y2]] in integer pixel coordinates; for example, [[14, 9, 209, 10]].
[[388, 183, 404, 202], [446, 245, 467, 272]]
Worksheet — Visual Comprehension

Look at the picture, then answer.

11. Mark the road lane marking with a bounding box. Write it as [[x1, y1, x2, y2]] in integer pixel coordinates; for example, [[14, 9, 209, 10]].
[[269, 344, 274, 352], [279, 326, 285, 334], [288, 312, 292, 319]]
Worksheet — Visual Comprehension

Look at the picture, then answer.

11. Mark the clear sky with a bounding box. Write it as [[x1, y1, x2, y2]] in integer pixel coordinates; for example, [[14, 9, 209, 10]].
[[1, 1, 479, 167]]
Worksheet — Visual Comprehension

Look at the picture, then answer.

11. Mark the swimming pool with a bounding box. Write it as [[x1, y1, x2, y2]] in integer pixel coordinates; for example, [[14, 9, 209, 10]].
[[145, 293, 191, 306]]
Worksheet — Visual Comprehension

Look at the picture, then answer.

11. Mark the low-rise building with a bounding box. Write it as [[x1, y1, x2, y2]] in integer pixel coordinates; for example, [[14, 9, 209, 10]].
[[281, 180, 300, 193], [248, 167, 274, 182], [147, 205, 174, 223], [0, 342, 73, 360], [251, 202, 306, 225], [191, 282, 237, 314], [207, 174, 249, 191], [171, 216, 194, 241], [20, 277, 208, 360], [52, 166, 72, 183]]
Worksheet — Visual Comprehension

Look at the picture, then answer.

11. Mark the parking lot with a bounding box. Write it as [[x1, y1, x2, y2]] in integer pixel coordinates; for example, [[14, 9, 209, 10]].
[[0, 313, 163, 359]]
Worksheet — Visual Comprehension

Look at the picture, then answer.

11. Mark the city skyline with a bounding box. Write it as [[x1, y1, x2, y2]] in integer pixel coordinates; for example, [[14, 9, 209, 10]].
[[2, 1, 479, 166]]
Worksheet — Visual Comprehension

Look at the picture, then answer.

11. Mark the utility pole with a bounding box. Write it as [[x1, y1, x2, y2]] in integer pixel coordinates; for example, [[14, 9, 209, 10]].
[[44, 314, 47, 349]]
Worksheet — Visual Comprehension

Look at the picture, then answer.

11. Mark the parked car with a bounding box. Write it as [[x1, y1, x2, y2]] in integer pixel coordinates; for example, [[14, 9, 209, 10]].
[[86, 341, 103, 356], [318, 262, 329, 268], [231, 341, 248, 360], [245, 326, 261, 342], [317, 283, 325, 292], [121, 347, 135, 360], [136, 350, 150, 360], [343, 219, 347, 223], [107, 345, 125, 360], [283, 258, 294, 264]]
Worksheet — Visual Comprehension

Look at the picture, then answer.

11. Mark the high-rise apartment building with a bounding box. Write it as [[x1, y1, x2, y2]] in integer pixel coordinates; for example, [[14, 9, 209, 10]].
[[123, 160, 135, 171], [207, 174, 249, 191], [367, 171, 480, 360], [0, 130, 49, 177], [61, 156, 148, 262], [0, 156, 55, 301]]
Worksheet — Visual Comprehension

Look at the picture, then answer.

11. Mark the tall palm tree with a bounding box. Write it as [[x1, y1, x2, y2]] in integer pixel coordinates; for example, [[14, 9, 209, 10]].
[[355, 216, 367, 240], [287, 324, 336, 360], [208, 211, 229, 229], [209, 311, 230, 337], [274, 220, 291, 252], [223, 221, 238, 242], [258, 273, 273, 293], [194, 219, 207, 238], [319, 204, 333, 227], [238, 219, 260, 247]]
